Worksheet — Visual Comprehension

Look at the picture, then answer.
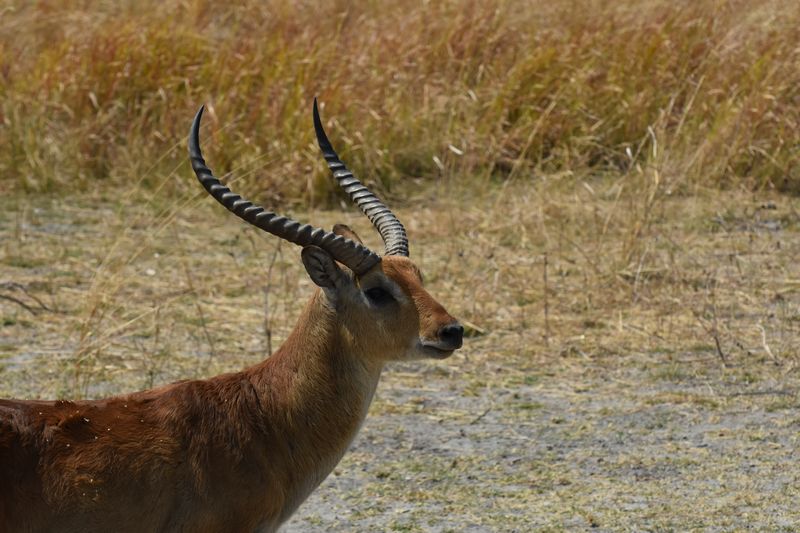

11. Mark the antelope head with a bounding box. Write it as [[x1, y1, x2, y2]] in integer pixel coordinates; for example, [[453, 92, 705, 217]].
[[188, 100, 463, 365], [0, 100, 463, 533]]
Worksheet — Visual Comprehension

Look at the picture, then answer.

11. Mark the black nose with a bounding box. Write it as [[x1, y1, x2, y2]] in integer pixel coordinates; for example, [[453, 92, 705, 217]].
[[439, 322, 464, 350]]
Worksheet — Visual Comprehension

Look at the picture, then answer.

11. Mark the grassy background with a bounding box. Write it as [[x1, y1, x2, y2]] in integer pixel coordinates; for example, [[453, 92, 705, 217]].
[[1, 0, 798, 198], [2, 1, 800, 529]]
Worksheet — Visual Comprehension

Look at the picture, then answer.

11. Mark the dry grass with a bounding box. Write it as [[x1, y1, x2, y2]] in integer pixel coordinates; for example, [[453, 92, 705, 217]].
[[2, 170, 799, 528], [4, 171, 798, 399], [2, 0, 800, 528], [1, 0, 799, 196]]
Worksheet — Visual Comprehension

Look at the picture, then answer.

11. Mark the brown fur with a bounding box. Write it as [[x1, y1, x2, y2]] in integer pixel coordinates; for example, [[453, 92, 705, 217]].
[[0, 254, 459, 532]]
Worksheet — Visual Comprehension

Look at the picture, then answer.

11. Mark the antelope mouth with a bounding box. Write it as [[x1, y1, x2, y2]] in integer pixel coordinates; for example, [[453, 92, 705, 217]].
[[418, 341, 456, 359]]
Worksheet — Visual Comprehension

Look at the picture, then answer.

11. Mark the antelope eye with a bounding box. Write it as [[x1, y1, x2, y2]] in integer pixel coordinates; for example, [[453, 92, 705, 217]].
[[364, 287, 393, 306]]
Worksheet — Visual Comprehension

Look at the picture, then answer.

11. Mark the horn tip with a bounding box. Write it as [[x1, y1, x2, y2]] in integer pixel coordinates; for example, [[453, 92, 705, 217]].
[[192, 105, 205, 126], [189, 105, 205, 157], [312, 98, 332, 152], [191, 104, 206, 137]]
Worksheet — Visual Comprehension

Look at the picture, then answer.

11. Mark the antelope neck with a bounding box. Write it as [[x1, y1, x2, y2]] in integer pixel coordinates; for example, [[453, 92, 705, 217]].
[[245, 291, 383, 521]]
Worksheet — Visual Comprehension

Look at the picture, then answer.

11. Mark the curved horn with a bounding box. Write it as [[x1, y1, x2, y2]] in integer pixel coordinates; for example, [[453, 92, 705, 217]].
[[188, 106, 381, 275], [312, 99, 409, 257]]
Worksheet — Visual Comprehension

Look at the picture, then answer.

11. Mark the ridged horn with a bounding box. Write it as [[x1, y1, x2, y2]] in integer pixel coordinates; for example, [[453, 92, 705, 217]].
[[312, 99, 409, 257], [188, 106, 381, 275]]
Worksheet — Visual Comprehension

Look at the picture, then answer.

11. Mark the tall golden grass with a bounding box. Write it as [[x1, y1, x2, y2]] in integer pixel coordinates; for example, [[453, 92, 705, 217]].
[[1, 0, 798, 197]]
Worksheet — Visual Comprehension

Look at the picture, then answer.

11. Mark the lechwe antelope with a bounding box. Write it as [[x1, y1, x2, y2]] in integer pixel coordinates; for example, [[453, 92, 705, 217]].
[[0, 100, 463, 532]]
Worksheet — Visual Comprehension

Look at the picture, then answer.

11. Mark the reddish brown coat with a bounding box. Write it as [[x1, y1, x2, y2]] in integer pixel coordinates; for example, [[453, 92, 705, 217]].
[[0, 256, 459, 532]]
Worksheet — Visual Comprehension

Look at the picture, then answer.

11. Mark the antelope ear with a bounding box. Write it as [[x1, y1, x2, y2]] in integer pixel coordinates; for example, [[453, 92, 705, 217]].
[[333, 223, 364, 244], [301, 246, 350, 290]]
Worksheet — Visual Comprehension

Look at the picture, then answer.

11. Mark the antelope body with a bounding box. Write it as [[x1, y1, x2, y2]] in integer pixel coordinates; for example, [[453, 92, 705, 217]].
[[0, 101, 462, 532]]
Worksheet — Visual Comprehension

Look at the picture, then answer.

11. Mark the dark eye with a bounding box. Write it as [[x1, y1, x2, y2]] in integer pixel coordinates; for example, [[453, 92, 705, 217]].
[[364, 287, 393, 306]]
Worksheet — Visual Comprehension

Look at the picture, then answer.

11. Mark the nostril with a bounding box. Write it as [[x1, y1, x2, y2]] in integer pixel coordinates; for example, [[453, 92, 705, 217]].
[[439, 322, 464, 349]]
